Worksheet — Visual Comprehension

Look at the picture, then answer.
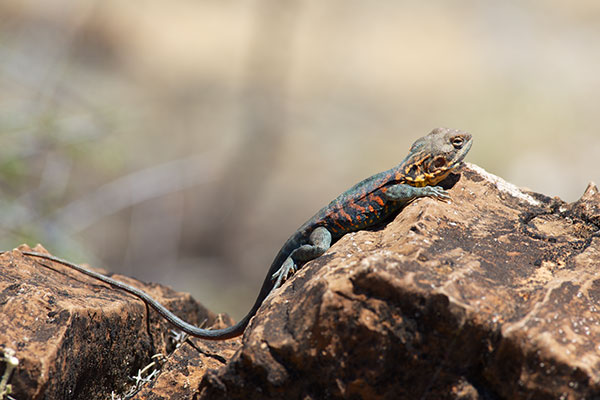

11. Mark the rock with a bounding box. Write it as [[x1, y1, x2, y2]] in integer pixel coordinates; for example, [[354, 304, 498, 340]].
[[2, 163, 600, 399], [130, 322, 239, 400], [195, 164, 600, 400], [0, 245, 224, 400]]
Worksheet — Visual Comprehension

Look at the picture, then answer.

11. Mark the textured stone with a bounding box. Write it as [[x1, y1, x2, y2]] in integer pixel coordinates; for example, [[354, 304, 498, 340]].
[[196, 164, 600, 400], [131, 321, 239, 400], [0, 245, 218, 400]]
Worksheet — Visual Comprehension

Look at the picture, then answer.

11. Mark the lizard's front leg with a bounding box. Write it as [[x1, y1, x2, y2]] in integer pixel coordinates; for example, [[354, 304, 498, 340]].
[[271, 226, 332, 289], [384, 183, 450, 204]]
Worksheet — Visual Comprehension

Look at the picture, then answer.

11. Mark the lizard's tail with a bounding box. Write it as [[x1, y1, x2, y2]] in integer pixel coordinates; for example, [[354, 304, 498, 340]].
[[12, 251, 282, 340]]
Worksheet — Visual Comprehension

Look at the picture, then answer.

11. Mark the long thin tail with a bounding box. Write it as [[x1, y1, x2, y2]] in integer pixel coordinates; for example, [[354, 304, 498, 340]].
[[6, 250, 280, 340]]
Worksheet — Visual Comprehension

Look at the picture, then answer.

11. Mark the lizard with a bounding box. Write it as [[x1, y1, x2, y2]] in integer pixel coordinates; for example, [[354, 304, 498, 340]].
[[4, 127, 472, 340]]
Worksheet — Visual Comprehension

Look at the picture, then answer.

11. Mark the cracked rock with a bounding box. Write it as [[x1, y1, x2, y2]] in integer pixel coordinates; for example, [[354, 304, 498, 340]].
[[0, 245, 226, 400], [196, 164, 600, 400]]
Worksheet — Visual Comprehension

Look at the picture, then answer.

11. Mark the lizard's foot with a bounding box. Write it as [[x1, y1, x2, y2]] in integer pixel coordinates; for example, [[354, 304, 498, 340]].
[[422, 185, 451, 201], [271, 227, 332, 290], [384, 183, 452, 203], [271, 257, 297, 290]]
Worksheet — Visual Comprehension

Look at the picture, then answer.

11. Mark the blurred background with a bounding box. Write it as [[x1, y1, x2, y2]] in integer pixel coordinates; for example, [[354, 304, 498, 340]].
[[1, 0, 600, 319]]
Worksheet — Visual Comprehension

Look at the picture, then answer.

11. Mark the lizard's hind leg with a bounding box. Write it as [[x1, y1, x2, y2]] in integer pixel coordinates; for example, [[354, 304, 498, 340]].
[[271, 226, 332, 289]]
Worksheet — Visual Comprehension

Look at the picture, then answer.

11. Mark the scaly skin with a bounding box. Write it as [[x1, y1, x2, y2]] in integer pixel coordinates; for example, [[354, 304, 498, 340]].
[[7, 127, 472, 340]]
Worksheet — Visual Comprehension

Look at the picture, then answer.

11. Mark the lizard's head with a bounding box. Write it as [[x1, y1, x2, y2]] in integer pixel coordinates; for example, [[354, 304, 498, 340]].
[[402, 128, 472, 187]]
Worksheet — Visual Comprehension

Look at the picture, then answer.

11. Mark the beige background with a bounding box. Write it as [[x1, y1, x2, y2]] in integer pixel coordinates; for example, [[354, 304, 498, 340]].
[[1, 1, 599, 318]]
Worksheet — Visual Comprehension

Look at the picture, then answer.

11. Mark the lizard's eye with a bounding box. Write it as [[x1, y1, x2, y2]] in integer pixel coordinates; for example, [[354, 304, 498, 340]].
[[451, 136, 464, 149]]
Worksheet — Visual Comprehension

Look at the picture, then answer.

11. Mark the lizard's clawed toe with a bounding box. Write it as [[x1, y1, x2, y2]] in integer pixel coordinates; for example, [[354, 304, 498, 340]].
[[427, 186, 451, 201], [271, 257, 297, 289]]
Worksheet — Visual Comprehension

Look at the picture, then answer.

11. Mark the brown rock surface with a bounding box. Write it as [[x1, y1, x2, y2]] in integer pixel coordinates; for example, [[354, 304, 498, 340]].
[[195, 164, 600, 400], [130, 322, 239, 400], [0, 245, 226, 400], [2, 164, 600, 399]]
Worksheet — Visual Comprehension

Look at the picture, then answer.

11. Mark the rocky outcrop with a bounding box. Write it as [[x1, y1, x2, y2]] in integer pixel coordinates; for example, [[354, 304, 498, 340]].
[[193, 164, 600, 400], [0, 245, 232, 400], [2, 163, 600, 399]]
